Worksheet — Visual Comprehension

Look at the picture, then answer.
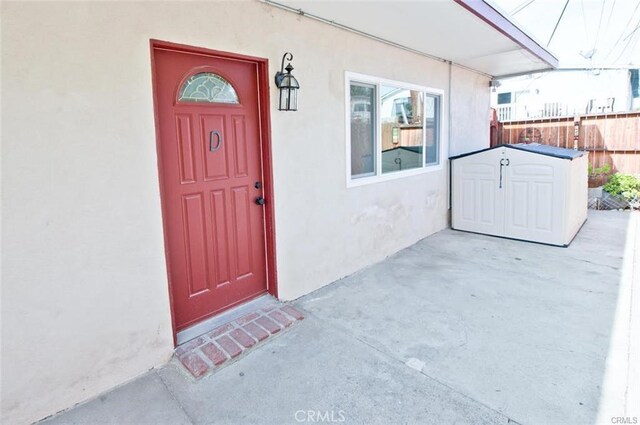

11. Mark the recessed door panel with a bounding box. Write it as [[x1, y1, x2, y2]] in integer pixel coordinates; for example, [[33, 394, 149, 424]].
[[478, 179, 496, 224], [210, 189, 231, 287], [182, 193, 210, 296], [461, 178, 476, 221], [232, 116, 249, 178], [231, 186, 254, 279], [200, 114, 228, 181], [176, 114, 196, 184], [509, 181, 529, 228], [534, 182, 553, 231]]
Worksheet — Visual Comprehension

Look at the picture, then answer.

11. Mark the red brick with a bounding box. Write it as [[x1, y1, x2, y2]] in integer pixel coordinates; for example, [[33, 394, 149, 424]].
[[269, 310, 293, 328], [179, 352, 209, 378], [243, 322, 269, 342], [216, 335, 243, 358], [256, 316, 281, 334], [200, 343, 227, 366], [230, 328, 256, 348], [261, 305, 277, 313], [175, 336, 206, 357], [207, 322, 234, 339], [235, 312, 260, 325], [280, 305, 305, 321]]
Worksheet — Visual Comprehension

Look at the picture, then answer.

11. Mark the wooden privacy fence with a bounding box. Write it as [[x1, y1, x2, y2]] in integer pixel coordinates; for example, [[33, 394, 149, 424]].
[[493, 111, 640, 185]]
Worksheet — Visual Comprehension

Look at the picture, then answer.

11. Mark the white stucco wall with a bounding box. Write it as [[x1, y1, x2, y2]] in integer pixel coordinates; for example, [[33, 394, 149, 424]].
[[450, 66, 491, 156], [1, 1, 489, 423]]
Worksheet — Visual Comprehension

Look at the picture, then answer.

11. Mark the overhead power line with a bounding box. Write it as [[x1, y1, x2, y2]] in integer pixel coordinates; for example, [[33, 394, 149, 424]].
[[603, 0, 617, 39], [511, 0, 536, 16], [581, 0, 590, 46], [623, 22, 640, 42], [592, 0, 607, 51], [548, 0, 570, 47], [603, 2, 640, 62], [612, 18, 640, 64]]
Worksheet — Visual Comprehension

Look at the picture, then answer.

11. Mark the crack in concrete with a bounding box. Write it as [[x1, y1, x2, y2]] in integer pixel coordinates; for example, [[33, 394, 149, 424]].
[[303, 308, 525, 425], [156, 370, 197, 425]]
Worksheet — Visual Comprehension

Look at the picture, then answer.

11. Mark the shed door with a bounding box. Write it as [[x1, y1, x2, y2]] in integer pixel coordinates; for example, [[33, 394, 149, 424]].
[[154, 47, 268, 332], [452, 148, 505, 237], [503, 149, 562, 244]]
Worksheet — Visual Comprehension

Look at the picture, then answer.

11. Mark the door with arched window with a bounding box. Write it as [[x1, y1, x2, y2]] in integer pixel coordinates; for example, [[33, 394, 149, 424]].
[[152, 43, 270, 337]]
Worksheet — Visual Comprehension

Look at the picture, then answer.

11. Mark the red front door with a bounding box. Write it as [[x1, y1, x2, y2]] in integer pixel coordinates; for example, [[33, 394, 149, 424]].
[[153, 45, 268, 332]]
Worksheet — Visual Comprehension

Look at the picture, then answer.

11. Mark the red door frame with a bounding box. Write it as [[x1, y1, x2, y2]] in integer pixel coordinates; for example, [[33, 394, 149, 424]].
[[150, 39, 278, 346]]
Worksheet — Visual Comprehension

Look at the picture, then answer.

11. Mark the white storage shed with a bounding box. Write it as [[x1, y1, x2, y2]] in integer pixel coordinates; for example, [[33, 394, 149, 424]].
[[451, 143, 588, 247]]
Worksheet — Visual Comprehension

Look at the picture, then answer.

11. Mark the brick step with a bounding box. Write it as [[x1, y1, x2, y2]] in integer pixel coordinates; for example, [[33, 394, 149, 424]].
[[174, 303, 305, 379]]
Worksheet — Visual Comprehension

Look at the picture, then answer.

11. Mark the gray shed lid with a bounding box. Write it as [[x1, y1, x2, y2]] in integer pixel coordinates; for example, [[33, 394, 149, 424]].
[[450, 143, 588, 161], [508, 143, 587, 159]]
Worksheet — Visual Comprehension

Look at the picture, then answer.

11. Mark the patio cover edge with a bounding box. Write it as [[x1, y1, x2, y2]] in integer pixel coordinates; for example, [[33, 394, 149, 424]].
[[454, 0, 560, 72]]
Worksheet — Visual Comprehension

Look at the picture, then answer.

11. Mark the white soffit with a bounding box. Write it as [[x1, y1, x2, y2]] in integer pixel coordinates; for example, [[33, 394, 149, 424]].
[[269, 0, 558, 78]]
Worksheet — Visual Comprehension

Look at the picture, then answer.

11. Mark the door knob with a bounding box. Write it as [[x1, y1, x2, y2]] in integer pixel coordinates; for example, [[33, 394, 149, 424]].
[[255, 197, 266, 205]]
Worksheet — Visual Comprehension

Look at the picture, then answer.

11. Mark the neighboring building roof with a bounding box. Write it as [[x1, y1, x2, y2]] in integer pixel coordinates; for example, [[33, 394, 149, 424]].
[[450, 143, 587, 160], [265, 0, 558, 78]]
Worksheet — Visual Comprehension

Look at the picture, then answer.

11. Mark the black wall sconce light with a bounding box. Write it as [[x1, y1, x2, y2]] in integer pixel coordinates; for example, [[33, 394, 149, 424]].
[[275, 52, 299, 111]]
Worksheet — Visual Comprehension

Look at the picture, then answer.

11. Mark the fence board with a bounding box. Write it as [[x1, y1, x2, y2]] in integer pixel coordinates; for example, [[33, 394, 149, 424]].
[[497, 111, 640, 178]]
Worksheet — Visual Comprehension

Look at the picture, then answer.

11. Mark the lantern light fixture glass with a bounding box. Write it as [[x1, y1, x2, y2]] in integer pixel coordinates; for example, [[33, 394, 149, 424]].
[[275, 52, 299, 111]]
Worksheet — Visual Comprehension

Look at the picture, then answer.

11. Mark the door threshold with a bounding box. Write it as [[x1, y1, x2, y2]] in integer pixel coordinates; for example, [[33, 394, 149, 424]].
[[176, 294, 274, 346]]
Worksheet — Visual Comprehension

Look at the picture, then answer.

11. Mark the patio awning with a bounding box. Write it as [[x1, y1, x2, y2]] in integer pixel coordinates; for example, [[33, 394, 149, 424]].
[[265, 0, 558, 78]]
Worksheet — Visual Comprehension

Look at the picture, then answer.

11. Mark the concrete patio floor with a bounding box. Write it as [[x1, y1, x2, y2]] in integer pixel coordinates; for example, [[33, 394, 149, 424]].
[[42, 210, 639, 425]]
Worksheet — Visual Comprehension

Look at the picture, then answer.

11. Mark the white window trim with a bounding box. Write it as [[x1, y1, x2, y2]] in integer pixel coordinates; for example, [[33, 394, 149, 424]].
[[345, 71, 446, 188]]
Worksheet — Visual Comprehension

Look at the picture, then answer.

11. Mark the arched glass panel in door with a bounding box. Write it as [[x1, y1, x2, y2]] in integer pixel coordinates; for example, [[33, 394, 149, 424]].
[[178, 72, 239, 104]]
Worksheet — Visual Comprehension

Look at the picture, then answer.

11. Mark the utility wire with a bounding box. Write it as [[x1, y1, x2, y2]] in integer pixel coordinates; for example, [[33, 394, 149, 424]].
[[628, 30, 640, 64], [623, 22, 640, 42], [511, 0, 536, 16], [548, 0, 570, 47], [592, 0, 607, 51], [581, 0, 590, 46], [603, 2, 640, 62], [612, 18, 640, 64], [603, 0, 617, 38], [612, 35, 636, 64]]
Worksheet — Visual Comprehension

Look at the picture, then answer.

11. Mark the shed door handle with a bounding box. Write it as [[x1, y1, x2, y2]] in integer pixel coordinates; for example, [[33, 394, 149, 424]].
[[499, 158, 510, 188], [209, 131, 222, 152]]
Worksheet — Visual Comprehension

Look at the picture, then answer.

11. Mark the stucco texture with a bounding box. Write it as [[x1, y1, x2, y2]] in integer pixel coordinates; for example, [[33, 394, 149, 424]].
[[1, 1, 489, 423]]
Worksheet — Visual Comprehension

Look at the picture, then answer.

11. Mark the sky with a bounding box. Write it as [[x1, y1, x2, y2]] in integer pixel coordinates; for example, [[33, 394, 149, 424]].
[[489, 0, 640, 68]]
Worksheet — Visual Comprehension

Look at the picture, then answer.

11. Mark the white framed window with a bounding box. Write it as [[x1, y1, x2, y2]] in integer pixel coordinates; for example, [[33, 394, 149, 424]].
[[346, 72, 444, 187]]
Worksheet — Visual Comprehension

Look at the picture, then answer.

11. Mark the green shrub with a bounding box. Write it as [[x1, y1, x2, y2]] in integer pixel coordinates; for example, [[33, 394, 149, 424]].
[[588, 163, 611, 176], [603, 173, 640, 201]]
